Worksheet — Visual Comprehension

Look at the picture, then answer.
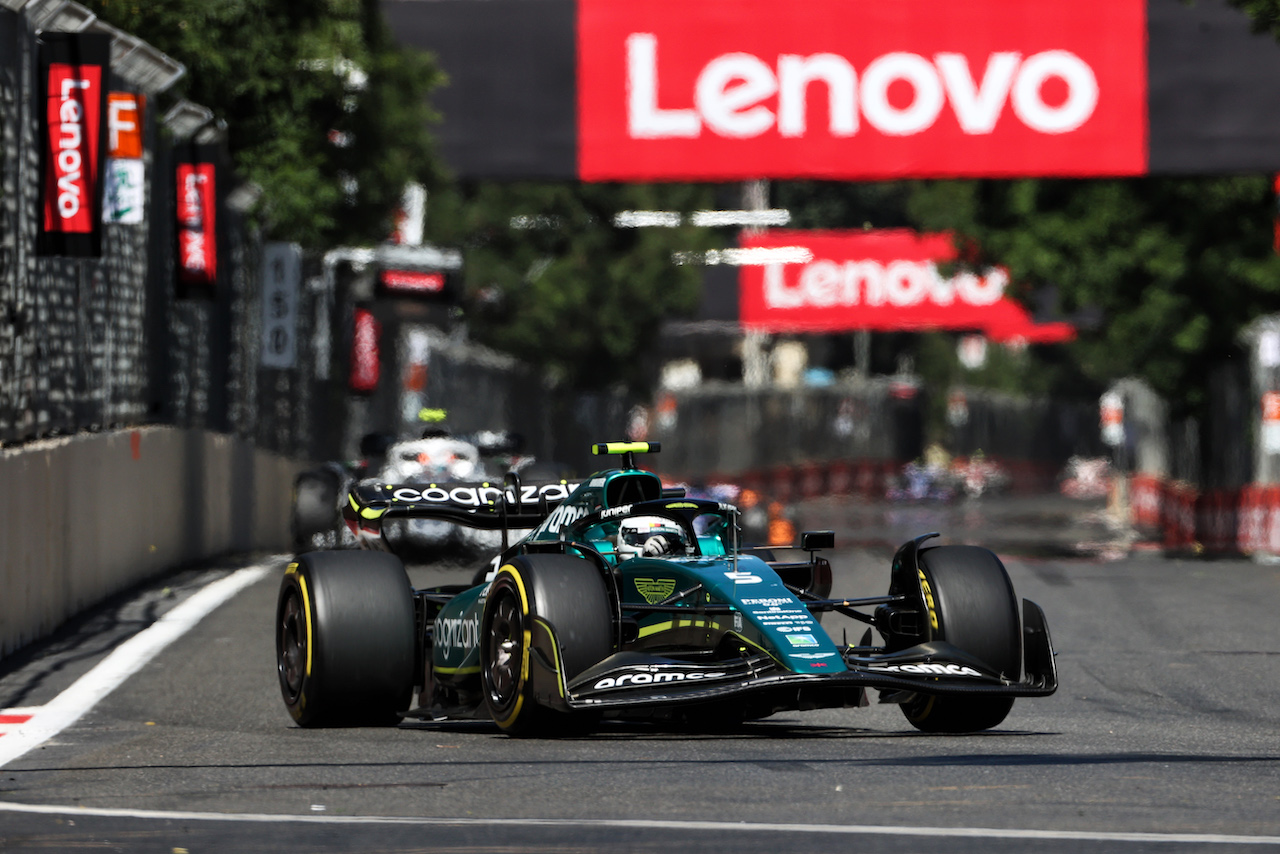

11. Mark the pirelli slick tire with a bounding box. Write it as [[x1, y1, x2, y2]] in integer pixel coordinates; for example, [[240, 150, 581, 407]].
[[902, 545, 1022, 734], [480, 554, 613, 737], [276, 551, 416, 727]]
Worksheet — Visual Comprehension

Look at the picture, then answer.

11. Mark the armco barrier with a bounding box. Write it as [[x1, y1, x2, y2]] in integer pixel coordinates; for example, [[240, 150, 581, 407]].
[[1198, 490, 1239, 555], [1118, 476, 1280, 559], [1161, 481, 1197, 551], [1130, 473, 1164, 531], [0, 427, 304, 660]]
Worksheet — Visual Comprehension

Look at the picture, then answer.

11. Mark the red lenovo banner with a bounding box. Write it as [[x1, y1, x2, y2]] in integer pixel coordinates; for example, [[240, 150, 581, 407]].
[[38, 32, 111, 256], [578, 0, 1146, 181], [176, 161, 217, 291], [739, 229, 1074, 343]]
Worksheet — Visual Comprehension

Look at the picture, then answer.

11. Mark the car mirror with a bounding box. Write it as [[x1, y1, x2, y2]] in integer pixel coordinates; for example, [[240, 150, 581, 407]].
[[800, 530, 835, 551]]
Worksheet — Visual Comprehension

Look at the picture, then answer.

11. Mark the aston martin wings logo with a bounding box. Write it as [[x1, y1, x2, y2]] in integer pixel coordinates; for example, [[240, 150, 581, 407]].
[[635, 577, 677, 604]]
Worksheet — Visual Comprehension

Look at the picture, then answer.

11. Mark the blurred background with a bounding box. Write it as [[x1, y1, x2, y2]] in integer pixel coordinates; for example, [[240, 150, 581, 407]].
[[7, 0, 1280, 656]]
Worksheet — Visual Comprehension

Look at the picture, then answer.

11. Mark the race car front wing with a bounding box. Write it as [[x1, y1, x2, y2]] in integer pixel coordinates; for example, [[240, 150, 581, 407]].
[[522, 597, 1057, 715]]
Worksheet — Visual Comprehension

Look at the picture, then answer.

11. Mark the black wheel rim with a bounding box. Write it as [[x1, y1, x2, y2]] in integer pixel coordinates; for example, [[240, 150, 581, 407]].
[[485, 588, 523, 712], [279, 588, 307, 703]]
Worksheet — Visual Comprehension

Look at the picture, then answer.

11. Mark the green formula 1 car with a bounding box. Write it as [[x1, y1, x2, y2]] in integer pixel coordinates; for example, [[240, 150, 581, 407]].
[[275, 442, 1056, 735]]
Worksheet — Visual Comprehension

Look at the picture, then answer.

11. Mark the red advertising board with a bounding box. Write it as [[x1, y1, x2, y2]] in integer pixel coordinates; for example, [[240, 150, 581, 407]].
[[350, 308, 382, 394], [380, 269, 446, 295], [176, 162, 217, 289], [738, 229, 1074, 343], [38, 32, 112, 256], [43, 62, 103, 235], [107, 92, 144, 159], [578, 0, 1146, 181]]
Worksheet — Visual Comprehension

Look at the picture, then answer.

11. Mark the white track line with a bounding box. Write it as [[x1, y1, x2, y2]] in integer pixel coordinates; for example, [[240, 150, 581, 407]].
[[0, 802, 1277, 846], [0, 564, 272, 768]]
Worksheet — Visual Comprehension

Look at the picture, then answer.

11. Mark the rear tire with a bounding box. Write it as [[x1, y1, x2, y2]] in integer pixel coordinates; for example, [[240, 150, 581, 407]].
[[480, 554, 612, 736], [901, 545, 1021, 733], [276, 551, 416, 727]]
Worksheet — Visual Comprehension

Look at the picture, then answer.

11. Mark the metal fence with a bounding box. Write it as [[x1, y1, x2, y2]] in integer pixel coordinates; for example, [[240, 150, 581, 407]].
[[648, 379, 1117, 488], [0, 5, 323, 458]]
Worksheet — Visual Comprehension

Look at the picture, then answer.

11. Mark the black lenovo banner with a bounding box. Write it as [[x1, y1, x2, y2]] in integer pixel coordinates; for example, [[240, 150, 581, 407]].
[[384, 0, 1280, 180], [37, 32, 111, 256]]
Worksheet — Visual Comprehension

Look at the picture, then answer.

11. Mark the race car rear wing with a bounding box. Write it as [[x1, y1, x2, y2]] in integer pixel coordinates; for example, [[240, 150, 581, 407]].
[[342, 471, 582, 541]]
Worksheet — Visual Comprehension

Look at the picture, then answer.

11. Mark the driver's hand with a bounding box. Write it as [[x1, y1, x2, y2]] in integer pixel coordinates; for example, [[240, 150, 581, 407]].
[[643, 534, 673, 556]]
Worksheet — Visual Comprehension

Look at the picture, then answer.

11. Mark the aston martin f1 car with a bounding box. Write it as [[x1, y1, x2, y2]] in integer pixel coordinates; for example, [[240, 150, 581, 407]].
[[275, 442, 1057, 735]]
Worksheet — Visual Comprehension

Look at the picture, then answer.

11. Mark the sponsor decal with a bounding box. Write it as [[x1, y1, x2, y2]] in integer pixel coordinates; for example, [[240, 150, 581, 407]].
[[786, 633, 820, 647], [868, 662, 984, 677], [435, 613, 481, 653], [390, 482, 581, 507], [104, 158, 144, 224], [665, 502, 698, 509], [107, 92, 144, 159], [809, 662, 829, 669], [593, 669, 728, 691], [917, 568, 940, 631], [544, 500, 589, 532], [578, 0, 1146, 181], [635, 577, 677, 604], [742, 597, 793, 607], [792, 652, 838, 659], [724, 570, 762, 584]]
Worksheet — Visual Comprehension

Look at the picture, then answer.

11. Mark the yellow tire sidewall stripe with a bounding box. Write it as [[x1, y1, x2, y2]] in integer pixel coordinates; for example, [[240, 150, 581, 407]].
[[492, 565, 533, 729], [283, 561, 313, 713]]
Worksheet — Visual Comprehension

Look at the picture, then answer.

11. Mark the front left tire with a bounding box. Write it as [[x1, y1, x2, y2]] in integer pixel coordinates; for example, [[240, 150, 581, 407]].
[[900, 544, 1023, 733], [276, 551, 416, 727]]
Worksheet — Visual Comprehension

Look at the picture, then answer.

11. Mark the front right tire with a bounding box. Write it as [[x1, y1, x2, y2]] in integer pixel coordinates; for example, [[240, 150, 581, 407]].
[[480, 554, 613, 736]]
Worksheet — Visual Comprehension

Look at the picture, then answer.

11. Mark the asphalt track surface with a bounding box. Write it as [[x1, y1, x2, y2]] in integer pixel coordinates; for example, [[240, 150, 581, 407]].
[[2, 494, 1279, 853]]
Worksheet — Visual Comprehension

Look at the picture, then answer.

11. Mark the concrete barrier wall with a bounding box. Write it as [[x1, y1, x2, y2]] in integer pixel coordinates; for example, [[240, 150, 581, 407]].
[[0, 427, 305, 659]]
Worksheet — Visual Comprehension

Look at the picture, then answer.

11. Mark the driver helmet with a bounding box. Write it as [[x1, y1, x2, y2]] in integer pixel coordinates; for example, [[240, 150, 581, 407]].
[[617, 516, 686, 560]]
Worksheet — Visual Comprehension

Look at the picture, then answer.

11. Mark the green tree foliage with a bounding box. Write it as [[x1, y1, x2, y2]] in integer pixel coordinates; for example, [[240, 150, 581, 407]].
[[426, 182, 722, 392], [906, 177, 1280, 417], [1229, 0, 1280, 38], [82, 0, 443, 247]]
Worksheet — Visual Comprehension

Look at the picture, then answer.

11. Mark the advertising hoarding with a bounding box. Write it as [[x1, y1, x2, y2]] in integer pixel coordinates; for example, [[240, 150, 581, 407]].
[[579, 0, 1146, 180], [738, 229, 1074, 342], [38, 32, 111, 256]]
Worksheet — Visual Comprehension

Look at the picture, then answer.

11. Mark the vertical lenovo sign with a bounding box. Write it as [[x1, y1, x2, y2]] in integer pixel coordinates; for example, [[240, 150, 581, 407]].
[[578, 0, 1146, 181], [38, 33, 110, 256], [176, 159, 217, 291]]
